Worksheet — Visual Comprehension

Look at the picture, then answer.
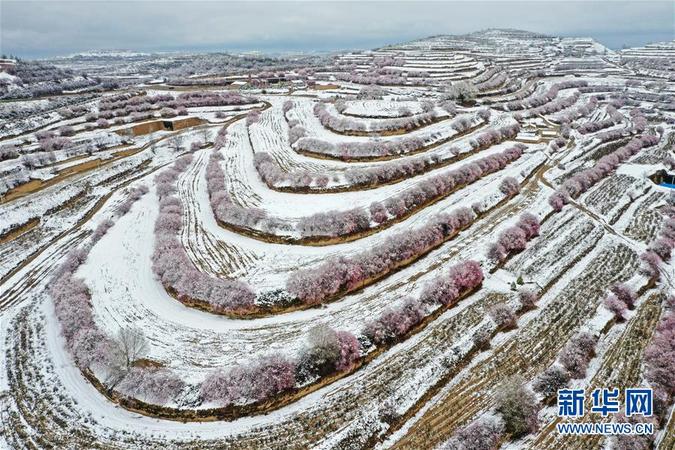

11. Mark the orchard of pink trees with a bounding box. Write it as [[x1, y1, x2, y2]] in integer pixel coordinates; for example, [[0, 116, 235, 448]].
[[152, 156, 256, 314], [364, 260, 483, 346], [220, 145, 524, 239], [48, 181, 188, 406]]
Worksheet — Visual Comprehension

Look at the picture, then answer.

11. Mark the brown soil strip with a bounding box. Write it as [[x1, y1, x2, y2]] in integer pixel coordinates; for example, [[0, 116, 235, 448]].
[[0, 218, 40, 245], [0, 158, 108, 204], [314, 84, 341, 90]]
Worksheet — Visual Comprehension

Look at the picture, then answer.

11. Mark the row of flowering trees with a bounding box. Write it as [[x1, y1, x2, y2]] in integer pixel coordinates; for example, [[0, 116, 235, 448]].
[[286, 207, 478, 304], [313, 101, 440, 134], [504, 80, 588, 111], [200, 323, 360, 406], [548, 134, 661, 212], [576, 106, 624, 134], [334, 97, 434, 119], [474, 71, 507, 92], [552, 96, 599, 124], [50, 182, 188, 405], [293, 114, 489, 161], [152, 155, 256, 314], [297, 146, 524, 238], [365, 261, 483, 346], [206, 152, 275, 234], [200, 259, 483, 408], [516, 91, 581, 119], [293, 120, 516, 162], [213, 144, 523, 240], [88, 91, 258, 124], [592, 110, 649, 143], [255, 125, 521, 193], [296, 134, 425, 160]]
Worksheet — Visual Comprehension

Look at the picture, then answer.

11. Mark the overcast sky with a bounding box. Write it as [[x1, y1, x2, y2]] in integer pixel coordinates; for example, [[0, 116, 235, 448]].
[[1, 1, 673, 58]]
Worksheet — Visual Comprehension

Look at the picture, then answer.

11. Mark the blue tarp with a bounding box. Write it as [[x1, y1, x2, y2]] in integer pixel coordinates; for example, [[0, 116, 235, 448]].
[[659, 183, 675, 189]]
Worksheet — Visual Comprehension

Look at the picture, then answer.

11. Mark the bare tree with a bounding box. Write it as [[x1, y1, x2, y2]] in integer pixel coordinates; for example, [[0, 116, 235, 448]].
[[167, 134, 184, 152], [200, 127, 212, 144], [102, 327, 149, 389], [116, 327, 149, 367]]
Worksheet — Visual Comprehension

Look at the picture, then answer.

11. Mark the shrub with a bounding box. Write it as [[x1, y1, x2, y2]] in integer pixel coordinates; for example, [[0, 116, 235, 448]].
[[298, 325, 341, 380], [472, 327, 492, 351], [518, 287, 539, 310], [639, 250, 662, 280], [488, 212, 540, 262], [559, 332, 597, 378], [117, 367, 185, 405], [609, 283, 636, 309], [440, 415, 504, 450], [489, 303, 517, 330], [533, 365, 570, 398], [604, 294, 627, 321], [499, 177, 520, 196], [494, 376, 540, 437], [364, 297, 426, 346], [335, 330, 361, 372]]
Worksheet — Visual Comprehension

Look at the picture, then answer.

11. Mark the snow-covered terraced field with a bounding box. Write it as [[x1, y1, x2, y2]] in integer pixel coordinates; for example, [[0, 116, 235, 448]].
[[0, 28, 674, 450]]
